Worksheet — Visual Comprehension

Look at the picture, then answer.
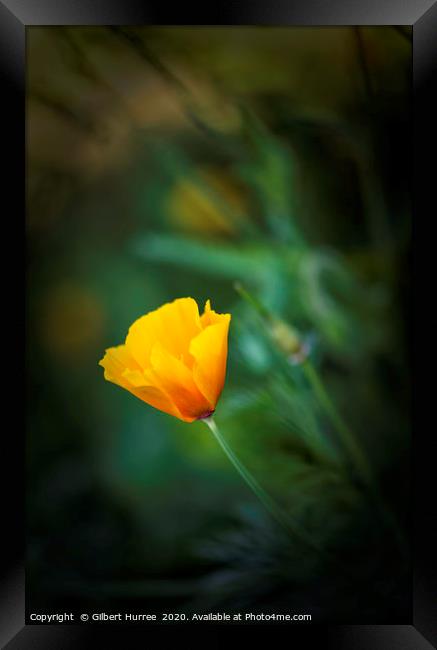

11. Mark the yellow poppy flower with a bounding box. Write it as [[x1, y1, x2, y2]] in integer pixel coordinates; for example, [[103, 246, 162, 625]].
[[99, 297, 231, 422]]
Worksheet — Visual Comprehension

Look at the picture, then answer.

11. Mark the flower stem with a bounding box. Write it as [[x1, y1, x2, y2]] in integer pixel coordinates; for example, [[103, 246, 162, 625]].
[[233, 282, 271, 320], [203, 416, 323, 554]]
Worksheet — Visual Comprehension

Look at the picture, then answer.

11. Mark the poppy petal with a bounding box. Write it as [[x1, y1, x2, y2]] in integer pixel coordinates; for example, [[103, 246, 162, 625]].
[[148, 343, 213, 421], [99, 346, 182, 418], [190, 315, 231, 407], [125, 297, 201, 368]]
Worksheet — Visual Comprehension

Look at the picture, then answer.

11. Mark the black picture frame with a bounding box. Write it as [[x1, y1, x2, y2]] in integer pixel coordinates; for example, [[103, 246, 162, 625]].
[[3, 1, 434, 647]]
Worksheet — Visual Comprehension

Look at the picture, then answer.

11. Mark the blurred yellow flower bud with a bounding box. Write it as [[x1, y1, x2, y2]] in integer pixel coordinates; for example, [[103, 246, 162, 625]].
[[167, 168, 247, 236], [269, 319, 301, 355]]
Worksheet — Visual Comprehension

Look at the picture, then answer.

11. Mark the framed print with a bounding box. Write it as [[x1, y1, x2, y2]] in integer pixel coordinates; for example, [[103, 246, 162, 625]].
[[2, 0, 435, 647]]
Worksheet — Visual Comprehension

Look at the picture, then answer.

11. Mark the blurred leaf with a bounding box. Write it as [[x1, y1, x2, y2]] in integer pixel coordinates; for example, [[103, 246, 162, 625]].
[[132, 233, 273, 281]]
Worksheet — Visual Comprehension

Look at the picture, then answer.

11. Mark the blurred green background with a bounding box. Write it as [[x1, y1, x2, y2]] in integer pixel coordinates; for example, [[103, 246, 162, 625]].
[[27, 26, 411, 622]]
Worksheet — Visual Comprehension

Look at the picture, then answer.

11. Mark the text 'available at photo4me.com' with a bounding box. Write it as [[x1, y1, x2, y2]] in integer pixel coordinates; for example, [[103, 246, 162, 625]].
[[29, 611, 313, 624]]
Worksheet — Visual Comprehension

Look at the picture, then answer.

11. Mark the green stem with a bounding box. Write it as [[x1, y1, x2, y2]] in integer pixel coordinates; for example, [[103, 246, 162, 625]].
[[203, 416, 322, 554], [233, 282, 272, 320], [302, 360, 408, 561]]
